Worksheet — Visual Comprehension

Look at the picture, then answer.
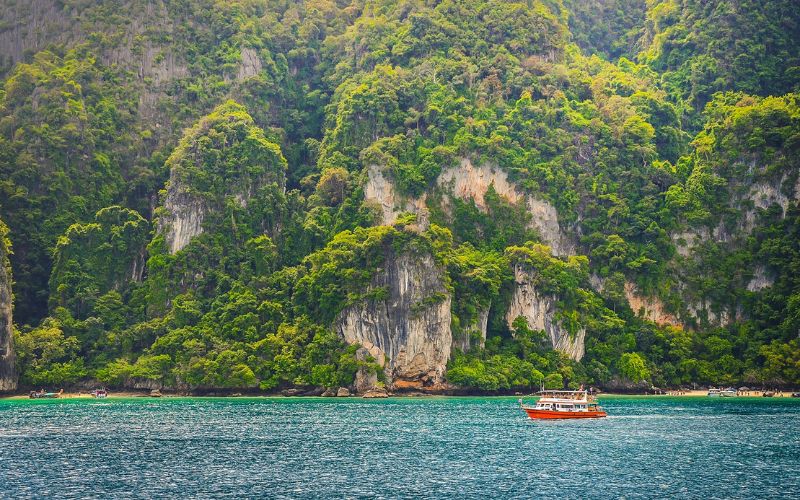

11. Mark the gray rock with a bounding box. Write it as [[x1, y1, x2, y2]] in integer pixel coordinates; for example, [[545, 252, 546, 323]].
[[354, 347, 379, 394], [0, 221, 16, 392], [506, 264, 585, 361], [336, 387, 351, 397], [362, 388, 389, 398], [336, 250, 452, 388], [452, 307, 489, 354]]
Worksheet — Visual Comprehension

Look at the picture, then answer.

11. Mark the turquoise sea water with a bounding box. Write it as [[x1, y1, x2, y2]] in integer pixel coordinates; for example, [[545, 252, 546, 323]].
[[0, 396, 798, 498]]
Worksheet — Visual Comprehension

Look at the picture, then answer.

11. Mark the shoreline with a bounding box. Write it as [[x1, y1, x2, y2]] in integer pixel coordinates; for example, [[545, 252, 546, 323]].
[[2, 389, 798, 400]]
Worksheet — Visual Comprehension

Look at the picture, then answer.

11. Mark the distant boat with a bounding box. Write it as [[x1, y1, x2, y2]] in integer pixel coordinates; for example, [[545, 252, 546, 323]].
[[29, 389, 63, 399], [90, 389, 108, 399], [763, 391, 775, 398], [520, 390, 607, 419], [707, 387, 736, 397]]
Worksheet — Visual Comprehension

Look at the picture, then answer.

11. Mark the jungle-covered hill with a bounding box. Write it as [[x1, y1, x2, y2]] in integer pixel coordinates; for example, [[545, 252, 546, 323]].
[[0, 0, 798, 393]]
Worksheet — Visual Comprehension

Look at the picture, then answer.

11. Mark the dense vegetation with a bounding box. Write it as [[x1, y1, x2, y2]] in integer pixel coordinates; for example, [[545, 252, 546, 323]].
[[1, 0, 798, 392]]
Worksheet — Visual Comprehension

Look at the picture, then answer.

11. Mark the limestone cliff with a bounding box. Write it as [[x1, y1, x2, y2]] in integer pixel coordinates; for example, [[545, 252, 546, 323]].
[[160, 180, 209, 254], [506, 265, 585, 361], [624, 282, 682, 327], [237, 48, 263, 81], [0, 220, 16, 391], [669, 171, 798, 326], [747, 266, 774, 292], [452, 308, 489, 354], [0, 0, 76, 70], [363, 159, 574, 255], [336, 251, 452, 389], [157, 101, 286, 254], [437, 159, 575, 256], [363, 165, 428, 227]]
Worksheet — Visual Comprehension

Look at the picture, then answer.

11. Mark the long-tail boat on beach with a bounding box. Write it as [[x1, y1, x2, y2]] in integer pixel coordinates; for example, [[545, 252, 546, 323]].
[[519, 390, 607, 419], [29, 389, 64, 399]]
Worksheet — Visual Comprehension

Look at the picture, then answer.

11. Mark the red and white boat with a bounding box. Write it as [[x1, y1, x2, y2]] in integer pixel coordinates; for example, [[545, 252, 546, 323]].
[[520, 390, 607, 419]]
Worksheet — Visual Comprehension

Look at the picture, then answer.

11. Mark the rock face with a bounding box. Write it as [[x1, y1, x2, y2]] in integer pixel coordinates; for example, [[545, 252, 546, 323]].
[[364, 159, 574, 255], [506, 265, 585, 361], [0, 0, 76, 68], [747, 266, 774, 292], [741, 175, 799, 233], [364, 165, 428, 226], [452, 308, 489, 354], [438, 159, 574, 256], [685, 302, 743, 327], [157, 102, 286, 255], [362, 387, 389, 398], [354, 347, 379, 394], [237, 47, 262, 81], [0, 222, 15, 391], [160, 182, 208, 254], [624, 282, 682, 327], [667, 169, 799, 325], [336, 251, 452, 388], [437, 159, 522, 210]]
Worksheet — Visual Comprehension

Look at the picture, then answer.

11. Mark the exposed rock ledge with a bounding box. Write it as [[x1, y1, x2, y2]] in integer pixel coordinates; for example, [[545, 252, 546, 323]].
[[672, 173, 800, 255], [158, 176, 263, 255], [159, 183, 207, 254], [364, 159, 574, 255], [747, 265, 774, 292], [336, 250, 452, 389], [624, 282, 682, 327], [452, 308, 489, 354], [506, 265, 585, 361], [0, 222, 16, 392], [363, 165, 428, 227], [437, 159, 574, 256], [237, 47, 262, 81]]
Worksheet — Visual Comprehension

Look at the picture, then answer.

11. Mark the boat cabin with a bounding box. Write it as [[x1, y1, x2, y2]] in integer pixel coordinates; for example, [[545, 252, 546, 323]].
[[529, 390, 600, 412], [519, 390, 607, 419]]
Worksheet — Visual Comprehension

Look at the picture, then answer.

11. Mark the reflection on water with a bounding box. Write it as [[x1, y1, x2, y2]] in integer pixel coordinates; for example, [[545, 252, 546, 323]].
[[0, 396, 798, 498]]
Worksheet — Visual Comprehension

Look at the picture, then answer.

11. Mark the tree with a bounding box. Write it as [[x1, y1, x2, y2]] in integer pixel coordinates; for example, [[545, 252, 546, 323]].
[[618, 352, 650, 383], [543, 372, 564, 390]]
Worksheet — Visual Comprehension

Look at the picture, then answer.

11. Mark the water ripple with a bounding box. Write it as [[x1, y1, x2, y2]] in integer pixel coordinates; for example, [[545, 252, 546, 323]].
[[0, 397, 798, 498]]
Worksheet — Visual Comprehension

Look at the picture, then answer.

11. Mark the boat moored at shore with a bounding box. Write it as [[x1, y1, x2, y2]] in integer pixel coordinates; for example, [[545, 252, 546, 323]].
[[29, 389, 63, 399], [708, 387, 737, 397]]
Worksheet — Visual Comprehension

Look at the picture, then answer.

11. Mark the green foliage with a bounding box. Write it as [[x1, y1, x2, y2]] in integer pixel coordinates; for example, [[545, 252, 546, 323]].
[[3, 0, 799, 392], [640, 0, 800, 112], [49, 206, 150, 318], [543, 372, 564, 390], [447, 351, 546, 392], [564, 0, 647, 60], [0, 49, 134, 323], [14, 319, 86, 386], [618, 352, 650, 382], [163, 100, 286, 200]]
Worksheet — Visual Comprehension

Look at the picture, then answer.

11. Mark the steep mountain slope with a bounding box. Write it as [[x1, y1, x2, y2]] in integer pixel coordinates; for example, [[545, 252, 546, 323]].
[[639, 0, 800, 114], [0, 0, 798, 392], [0, 218, 15, 391]]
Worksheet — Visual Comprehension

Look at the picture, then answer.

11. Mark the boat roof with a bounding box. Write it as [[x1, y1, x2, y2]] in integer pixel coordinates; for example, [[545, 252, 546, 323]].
[[536, 390, 588, 395]]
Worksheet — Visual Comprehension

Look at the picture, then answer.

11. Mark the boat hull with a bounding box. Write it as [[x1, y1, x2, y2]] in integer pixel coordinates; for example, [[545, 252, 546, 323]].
[[522, 407, 607, 419]]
